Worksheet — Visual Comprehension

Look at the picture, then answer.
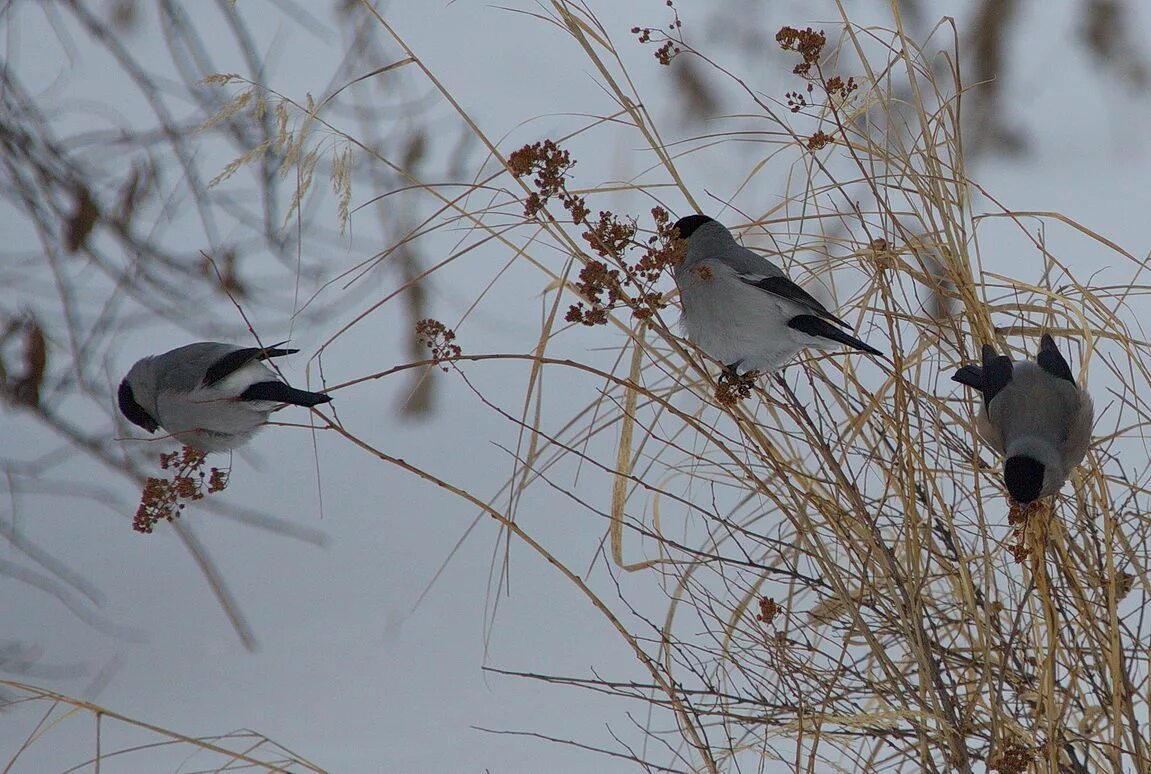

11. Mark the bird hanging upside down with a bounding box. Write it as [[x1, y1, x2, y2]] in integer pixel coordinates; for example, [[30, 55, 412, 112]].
[[118, 342, 331, 453], [952, 335, 1093, 503]]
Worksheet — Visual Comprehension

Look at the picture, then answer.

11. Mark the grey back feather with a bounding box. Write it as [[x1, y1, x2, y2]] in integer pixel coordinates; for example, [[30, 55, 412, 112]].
[[970, 341, 1094, 497], [149, 342, 247, 394], [989, 362, 1082, 452], [124, 342, 247, 415], [675, 220, 785, 280]]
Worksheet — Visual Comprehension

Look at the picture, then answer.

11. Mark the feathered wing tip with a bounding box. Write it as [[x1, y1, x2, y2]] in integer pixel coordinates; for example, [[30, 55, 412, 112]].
[[202, 345, 300, 387], [239, 381, 332, 407], [117, 379, 159, 432], [739, 274, 851, 329], [980, 343, 1013, 406], [257, 342, 300, 361], [786, 315, 883, 356], [1036, 334, 1075, 383], [951, 364, 983, 390]]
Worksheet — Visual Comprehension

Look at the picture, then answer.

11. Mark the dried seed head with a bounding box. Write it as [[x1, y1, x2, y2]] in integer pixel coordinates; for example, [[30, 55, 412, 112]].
[[415, 319, 462, 371], [132, 446, 227, 534]]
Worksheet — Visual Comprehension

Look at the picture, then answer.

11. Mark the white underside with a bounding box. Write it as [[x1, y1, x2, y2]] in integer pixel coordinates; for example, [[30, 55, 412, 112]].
[[678, 260, 838, 373], [155, 361, 279, 452]]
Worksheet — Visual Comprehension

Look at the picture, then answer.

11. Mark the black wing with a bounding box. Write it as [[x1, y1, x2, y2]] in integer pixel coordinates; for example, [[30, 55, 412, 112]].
[[980, 343, 1013, 407], [239, 381, 331, 407], [202, 346, 298, 387], [787, 315, 883, 356], [1036, 334, 1075, 384], [118, 380, 159, 432], [738, 274, 850, 328], [951, 364, 984, 390]]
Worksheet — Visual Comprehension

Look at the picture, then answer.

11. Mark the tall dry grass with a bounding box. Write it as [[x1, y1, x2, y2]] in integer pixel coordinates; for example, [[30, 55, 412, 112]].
[[307, 3, 1150, 771]]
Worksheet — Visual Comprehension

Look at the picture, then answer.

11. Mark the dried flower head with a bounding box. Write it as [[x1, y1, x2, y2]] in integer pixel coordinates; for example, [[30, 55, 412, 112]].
[[133, 447, 229, 534], [776, 26, 826, 75], [824, 75, 859, 101], [806, 130, 834, 151], [1005, 499, 1044, 563], [988, 743, 1035, 774], [507, 140, 575, 218], [756, 596, 780, 625], [632, 1, 682, 64], [415, 318, 462, 371], [785, 90, 809, 113], [715, 368, 757, 407]]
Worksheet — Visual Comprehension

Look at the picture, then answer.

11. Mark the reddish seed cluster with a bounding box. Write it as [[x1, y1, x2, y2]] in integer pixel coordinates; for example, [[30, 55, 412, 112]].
[[565, 206, 682, 326], [653, 41, 680, 66], [507, 140, 575, 218], [825, 75, 858, 101], [631, 0, 683, 65], [629, 208, 683, 321], [775, 26, 826, 75], [133, 447, 229, 534], [715, 368, 757, 407], [988, 743, 1034, 774], [415, 318, 462, 371], [1005, 501, 1040, 563], [806, 131, 834, 151], [755, 596, 780, 625], [785, 90, 810, 113], [567, 261, 621, 326], [583, 211, 637, 259], [777, 25, 865, 159], [507, 139, 678, 327]]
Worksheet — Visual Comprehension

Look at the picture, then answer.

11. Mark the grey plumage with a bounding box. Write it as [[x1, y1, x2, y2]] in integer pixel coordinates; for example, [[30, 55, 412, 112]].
[[952, 335, 1093, 503], [117, 342, 331, 453], [671, 215, 882, 374]]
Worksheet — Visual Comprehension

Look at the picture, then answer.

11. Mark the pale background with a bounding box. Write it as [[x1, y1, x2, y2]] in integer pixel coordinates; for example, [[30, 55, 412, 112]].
[[3, 1, 1151, 771]]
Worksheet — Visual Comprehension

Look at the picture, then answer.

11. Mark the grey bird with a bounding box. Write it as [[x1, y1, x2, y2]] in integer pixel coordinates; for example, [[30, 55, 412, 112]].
[[952, 335, 1093, 503], [671, 215, 883, 374], [117, 342, 331, 453]]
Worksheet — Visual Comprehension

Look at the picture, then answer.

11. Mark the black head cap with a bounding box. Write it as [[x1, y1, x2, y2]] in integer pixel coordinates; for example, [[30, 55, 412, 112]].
[[1004, 455, 1045, 503], [672, 214, 715, 240], [118, 379, 159, 433]]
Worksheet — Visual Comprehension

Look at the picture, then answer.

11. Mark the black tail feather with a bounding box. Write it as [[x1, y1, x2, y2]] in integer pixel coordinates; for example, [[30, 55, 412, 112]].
[[951, 364, 984, 390], [787, 315, 883, 356], [240, 381, 331, 407]]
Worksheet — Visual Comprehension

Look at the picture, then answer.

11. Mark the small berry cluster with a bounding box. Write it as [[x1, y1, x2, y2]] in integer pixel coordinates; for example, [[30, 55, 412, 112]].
[[776, 26, 861, 155], [508, 140, 682, 327], [415, 318, 462, 371], [806, 131, 834, 151], [133, 447, 229, 534], [775, 27, 826, 76], [715, 367, 758, 407], [755, 596, 780, 625], [987, 743, 1034, 774], [1006, 500, 1040, 563], [507, 140, 575, 219], [632, 1, 683, 66]]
